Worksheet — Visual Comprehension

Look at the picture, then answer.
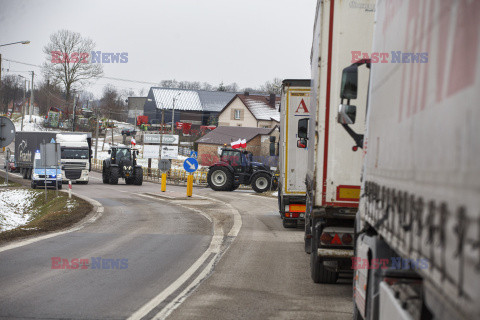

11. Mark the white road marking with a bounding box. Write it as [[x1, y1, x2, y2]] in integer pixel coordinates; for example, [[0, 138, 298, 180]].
[[128, 193, 242, 320]]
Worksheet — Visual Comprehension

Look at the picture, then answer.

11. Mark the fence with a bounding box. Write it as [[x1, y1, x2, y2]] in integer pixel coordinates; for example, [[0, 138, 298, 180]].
[[91, 159, 208, 186]]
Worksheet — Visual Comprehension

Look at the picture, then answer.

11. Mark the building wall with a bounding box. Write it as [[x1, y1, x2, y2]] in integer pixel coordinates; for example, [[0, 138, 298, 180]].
[[198, 143, 221, 166], [218, 97, 257, 127], [257, 120, 279, 128]]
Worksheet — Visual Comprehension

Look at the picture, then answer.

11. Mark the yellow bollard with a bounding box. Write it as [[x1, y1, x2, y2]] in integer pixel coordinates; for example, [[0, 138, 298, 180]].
[[161, 173, 167, 192], [187, 174, 193, 197]]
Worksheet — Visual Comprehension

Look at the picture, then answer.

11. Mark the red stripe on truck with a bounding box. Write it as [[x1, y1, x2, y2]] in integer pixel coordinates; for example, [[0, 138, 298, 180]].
[[322, 0, 335, 206]]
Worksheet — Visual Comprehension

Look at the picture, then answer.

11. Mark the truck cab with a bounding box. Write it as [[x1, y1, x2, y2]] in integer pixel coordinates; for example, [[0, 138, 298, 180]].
[[57, 133, 91, 184], [31, 150, 62, 189]]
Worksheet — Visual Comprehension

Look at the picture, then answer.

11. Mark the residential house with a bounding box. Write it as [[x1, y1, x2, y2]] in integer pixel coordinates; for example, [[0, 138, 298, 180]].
[[218, 93, 280, 128], [143, 87, 236, 127]]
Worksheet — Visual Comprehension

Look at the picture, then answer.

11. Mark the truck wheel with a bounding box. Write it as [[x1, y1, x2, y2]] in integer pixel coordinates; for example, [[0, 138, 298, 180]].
[[109, 167, 119, 185], [134, 169, 143, 185], [251, 172, 271, 193], [311, 222, 338, 284], [207, 167, 233, 191], [58, 182, 63, 190], [31, 181, 36, 189], [22, 168, 27, 179]]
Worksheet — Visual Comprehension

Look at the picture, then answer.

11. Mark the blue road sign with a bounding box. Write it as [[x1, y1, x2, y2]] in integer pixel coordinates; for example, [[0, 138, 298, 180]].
[[190, 151, 198, 159], [50, 138, 56, 143], [183, 157, 199, 173]]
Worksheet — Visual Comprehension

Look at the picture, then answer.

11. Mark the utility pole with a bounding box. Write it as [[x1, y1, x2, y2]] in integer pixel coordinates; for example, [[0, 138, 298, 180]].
[[29, 71, 34, 122], [46, 79, 50, 113], [0, 54, 2, 90], [171, 97, 176, 135], [72, 94, 77, 132], [21, 78, 26, 131], [94, 102, 99, 162]]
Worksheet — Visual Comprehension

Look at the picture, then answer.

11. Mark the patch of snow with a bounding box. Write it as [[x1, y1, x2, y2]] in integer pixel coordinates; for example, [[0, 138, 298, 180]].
[[0, 189, 38, 232], [272, 191, 278, 197]]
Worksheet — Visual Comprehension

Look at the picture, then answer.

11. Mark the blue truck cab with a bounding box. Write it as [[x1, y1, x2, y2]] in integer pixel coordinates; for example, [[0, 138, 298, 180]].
[[31, 150, 62, 189]]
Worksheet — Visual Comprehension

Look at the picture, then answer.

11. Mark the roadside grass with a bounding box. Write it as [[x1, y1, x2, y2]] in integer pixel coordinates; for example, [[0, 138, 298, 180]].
[[0, 181, 93, 244], [0, 175, 22, 188]]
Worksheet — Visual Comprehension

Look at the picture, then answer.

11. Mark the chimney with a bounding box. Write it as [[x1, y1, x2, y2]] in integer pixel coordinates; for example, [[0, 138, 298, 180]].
[[269, 93, 276, 107], [244, 91, 249, 96]]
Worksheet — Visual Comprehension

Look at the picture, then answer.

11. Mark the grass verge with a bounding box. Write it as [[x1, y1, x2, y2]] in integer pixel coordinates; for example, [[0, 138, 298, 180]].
[[0, 183, 93, 244]]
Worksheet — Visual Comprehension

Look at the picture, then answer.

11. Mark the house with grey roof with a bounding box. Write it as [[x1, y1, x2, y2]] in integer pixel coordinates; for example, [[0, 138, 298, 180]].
[[217, 93, 280, 128], [143, 87, 236, 127]]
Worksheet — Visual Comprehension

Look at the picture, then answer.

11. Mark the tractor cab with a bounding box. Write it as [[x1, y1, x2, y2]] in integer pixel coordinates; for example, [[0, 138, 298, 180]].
[[103, 146, 143, 185], [219, 149, 253, 173]]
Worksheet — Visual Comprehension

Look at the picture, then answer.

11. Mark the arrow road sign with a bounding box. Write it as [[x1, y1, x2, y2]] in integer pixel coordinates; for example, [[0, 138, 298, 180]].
[[183, 157, 199, 173]]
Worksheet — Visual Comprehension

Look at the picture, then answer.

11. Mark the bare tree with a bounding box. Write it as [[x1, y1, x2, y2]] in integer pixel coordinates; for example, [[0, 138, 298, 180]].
[[42, 30, 103, 106], [260, 77, 282, 94], [100, 85, 126, 122]]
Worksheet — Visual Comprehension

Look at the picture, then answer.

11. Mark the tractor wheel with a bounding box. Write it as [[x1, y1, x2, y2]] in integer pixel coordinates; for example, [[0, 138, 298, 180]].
[[207, 167, 233, 191], [134, 168, 143, 185], [251, 172, 271, 193], [109, 167, 119, 185], [102, 164, 109, 184]]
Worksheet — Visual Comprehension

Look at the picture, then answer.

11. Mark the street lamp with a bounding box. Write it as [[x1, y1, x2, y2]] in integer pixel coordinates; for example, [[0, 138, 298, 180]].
[[0, 40, 30, 47], [171, 92, 182, 134], [0, 40, 30, 90]]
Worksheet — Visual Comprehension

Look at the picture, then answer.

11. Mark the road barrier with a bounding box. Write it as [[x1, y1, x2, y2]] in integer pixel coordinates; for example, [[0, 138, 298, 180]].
[[91, 159, 208, 186]]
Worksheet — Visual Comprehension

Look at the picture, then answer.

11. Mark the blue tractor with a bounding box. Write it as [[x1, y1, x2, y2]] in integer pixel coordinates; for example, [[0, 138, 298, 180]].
[[207, 148, 275, 193]]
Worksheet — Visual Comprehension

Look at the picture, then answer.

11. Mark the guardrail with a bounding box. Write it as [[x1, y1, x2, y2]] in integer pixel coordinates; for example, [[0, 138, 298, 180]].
[[91, 159, 208, 186]]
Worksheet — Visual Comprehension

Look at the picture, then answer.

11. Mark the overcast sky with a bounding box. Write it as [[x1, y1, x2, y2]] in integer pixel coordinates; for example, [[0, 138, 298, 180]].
[[0, 0, 316, 98]]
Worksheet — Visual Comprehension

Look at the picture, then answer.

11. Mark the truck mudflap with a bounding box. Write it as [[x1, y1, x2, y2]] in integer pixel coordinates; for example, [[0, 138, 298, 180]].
[[317, 248, 353, 258]]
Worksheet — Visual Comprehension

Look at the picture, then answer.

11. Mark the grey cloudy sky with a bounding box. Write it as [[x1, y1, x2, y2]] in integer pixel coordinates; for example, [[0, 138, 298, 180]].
[[0, 0, 316, 98]]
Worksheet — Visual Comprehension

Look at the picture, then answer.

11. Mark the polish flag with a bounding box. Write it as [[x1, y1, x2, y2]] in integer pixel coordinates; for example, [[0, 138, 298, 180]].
[[131, 138, 136, 146], [231, 138, 247, 149]]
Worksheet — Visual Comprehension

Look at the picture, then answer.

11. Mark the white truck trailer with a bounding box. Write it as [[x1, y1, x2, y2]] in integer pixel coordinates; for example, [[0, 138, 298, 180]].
[[343, 0, 480, 319], [278, 79, 311, 228], [301, 0, 375, 283]]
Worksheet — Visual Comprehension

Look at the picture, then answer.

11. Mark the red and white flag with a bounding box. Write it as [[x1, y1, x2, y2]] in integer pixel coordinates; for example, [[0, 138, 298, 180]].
[[231, 138, 247, 149], [131, 138, 136, 146]]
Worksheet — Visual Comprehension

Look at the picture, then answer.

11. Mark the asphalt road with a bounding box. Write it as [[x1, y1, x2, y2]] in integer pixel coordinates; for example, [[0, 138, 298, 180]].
[[0, 165, 353, 319], [0, 170, 213, 319]]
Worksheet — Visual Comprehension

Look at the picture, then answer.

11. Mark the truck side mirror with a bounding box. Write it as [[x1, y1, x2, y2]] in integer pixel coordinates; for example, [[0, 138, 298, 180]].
[[337, 104, 357, 124], [340, 64, 358, 100], [297, 118, 309, 139]]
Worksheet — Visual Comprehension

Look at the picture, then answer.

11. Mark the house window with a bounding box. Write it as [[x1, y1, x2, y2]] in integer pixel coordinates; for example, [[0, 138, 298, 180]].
[[262, 125, 269, 128], [234, 109, 241, 120]]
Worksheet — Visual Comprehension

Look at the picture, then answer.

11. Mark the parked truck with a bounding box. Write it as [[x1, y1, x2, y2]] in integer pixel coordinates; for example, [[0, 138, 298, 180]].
[[345, 1, 480, 319], [278, 79, 311, 228], [15, 131, 92, 183], [302, 0, 375, 283]]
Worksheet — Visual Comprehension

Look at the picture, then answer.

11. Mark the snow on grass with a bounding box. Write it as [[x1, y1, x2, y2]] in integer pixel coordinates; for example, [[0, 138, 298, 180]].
[[0, 189, 39, 232], [12, 115, 51, 132], [65, 199, 77, 212]]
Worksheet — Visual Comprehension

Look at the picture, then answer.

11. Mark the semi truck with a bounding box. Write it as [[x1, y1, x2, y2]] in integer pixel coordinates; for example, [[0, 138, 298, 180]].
[[347, 1, 480, 319], [302, 0, 375, 283], [15, 131, 92, 183], [278, 79, 311, 228]]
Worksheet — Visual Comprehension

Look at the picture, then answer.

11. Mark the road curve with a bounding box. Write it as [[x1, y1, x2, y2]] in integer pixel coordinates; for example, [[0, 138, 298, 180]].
[[0, 171, 213, 319]]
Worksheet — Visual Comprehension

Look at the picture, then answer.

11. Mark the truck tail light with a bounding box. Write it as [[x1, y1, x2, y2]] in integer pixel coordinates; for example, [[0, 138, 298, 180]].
[[342, 233, 353, 245], [285, 212, 299, 218], [320, 232, 333, 244]]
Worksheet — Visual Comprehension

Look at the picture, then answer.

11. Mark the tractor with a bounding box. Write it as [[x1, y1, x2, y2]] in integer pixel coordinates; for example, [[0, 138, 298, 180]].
[[207, 148, 276, 193], [102, 146, 143, 185]]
